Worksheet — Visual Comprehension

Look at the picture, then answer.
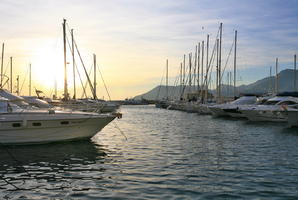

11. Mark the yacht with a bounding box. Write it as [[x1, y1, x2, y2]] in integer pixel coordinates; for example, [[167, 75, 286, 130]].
[[240, 94, 298, 122], [0, 97, 117, 144], [208, 95, 257, 118]]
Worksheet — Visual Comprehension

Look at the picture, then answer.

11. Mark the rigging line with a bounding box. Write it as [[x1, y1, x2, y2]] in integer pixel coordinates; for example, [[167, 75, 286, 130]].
[[170, 75, 178, 99], [170, 66, 181, 98], [180, 66, 190, 99], [3, 60, 10, 77], [155, 68, 165, 100], [0, 144, 34, 190], [200, 34, 218, 99], [95, 64, 127, 140], [97, 65, 111, 100], [113, 122, 127, 140], [81, 66, 93, 99], [19, 67, 29, 94], [65, 24, 96, 99], [220, 39, 235, 81], [65, 35, 88, 98]]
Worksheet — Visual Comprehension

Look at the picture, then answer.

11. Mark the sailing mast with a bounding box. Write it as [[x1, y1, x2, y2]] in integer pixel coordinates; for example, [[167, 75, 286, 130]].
[[275, 58, 279, 94], [294, 54, 297, 91], [201, 41, 204, 87], [166, 59, 169, 100], [93, 54, 97, 99], [218, 23, 223, 102], [269, 66, 272, 93], [16, 75, 19, 96], [194, 46, 197, 93], [197, 42, 200, 95], [166, 59, 168, 100], [29, 63, 31, 96], [216, 39, 219, 100], [10, 57, 12, 93], [63, 19, 68, 101], [1, 43, 4, 88], [233, 30, 237, 97], [183, 54, 185, 89], [54, 79, 57, 99], [71, 29, 76, 99], [205, 34, 209, 101], [180, 62, 182, 98], [189, 53, 192, 93]]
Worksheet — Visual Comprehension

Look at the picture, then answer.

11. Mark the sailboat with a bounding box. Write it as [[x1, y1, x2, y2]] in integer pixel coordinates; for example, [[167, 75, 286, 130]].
[[0, 19, 117, 144]]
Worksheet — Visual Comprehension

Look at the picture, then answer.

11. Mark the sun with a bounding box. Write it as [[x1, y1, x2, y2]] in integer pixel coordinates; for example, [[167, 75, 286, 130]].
[[31, 40, 74, 96]]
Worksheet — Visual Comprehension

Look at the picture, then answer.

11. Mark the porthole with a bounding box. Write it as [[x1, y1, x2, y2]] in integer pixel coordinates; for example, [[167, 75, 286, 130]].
[[12, 123, 21, 127], [32, 122, 42, 126], [61, 121, 69, 125]]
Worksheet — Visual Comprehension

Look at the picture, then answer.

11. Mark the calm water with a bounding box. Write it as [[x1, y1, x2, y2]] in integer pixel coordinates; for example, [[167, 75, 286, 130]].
[[1, 105, 298, 199]]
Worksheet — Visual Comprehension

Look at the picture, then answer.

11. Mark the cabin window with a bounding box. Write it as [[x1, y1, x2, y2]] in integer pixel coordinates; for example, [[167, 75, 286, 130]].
[[61, 121, 69, 125], [12, 123, 21, 127], [32, 122, 42, 126]]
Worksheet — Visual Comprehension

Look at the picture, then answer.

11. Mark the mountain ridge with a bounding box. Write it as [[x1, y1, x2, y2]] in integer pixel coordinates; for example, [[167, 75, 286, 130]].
[[134, 69, 298, 100]]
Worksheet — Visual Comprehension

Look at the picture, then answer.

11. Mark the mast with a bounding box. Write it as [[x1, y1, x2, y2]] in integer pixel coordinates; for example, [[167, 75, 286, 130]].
[[197, 42, 200, 94], [219, 23, 223, 101], [189, 53, 192, 93], [227, 72, 230, 96], [16, 75, 19, 96], [194, 46, 197, 92], [270, 66, 272, 93], [93, 54, 97, 99], [205, 34, 209, 101], [1, 43, 4, 88], [230, 72, 232, 96], [180, 62, 182, 99], [10, 57, 12, 93], [183, 54, 185, 88], [233, 30, 237, 97], [166, 59, 168, 100], [275, 58, 278, 94], [29, 63, 31, 96], [216, 39, 219, 100], [71, 29, 76, 99], [294, 54, 297, 91], [54, 79, 57, 99], [63, 19, 68, 101], [201, 41, 204, 88]]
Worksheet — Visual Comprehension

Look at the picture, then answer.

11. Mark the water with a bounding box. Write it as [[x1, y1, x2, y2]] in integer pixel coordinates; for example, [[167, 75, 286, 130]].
[[1, 105, 298, 199]]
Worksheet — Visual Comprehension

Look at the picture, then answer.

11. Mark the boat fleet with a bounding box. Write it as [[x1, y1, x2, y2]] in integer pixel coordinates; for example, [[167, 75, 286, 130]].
[[156, 92, 298, 127], [0, 89, 120, 144], [154, 22, 298, 128], [0, 19, 121, 145]]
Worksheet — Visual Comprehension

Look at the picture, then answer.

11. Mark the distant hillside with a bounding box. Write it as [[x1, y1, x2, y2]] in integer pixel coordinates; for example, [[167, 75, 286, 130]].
[[134, 69, 298, 100]]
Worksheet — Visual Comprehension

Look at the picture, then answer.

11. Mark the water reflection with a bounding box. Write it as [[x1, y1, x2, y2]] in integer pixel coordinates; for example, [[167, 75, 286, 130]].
[[0, 141, 109, 199]]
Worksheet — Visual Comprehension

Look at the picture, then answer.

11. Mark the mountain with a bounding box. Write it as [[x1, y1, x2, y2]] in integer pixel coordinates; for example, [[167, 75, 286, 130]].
[[134, 69, 298, 100]]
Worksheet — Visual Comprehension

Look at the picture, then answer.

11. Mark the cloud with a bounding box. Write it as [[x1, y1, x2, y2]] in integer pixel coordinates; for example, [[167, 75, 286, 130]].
[[0, 0, 297, 99]]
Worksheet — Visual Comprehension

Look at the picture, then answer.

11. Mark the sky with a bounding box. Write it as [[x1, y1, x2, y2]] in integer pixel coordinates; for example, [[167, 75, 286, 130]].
[[0, 0, 297, 100]]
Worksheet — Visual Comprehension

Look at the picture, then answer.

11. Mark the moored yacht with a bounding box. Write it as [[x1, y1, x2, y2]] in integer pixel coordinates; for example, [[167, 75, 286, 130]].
[[208, 95, 258, 117], [0, 97, 116, 144], [240, 93, 298, 122]]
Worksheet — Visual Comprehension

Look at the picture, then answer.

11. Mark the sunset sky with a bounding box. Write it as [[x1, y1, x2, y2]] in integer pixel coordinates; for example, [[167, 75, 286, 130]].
[[0, 0, 297, 100]]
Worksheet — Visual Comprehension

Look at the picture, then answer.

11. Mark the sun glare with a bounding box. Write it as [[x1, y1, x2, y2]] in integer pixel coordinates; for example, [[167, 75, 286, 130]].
[[31, 41, 74, 96]]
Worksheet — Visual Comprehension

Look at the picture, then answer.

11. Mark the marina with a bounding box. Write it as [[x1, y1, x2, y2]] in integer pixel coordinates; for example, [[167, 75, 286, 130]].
[[1, 105, 298, 199], [1, 0, 298, 199]]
